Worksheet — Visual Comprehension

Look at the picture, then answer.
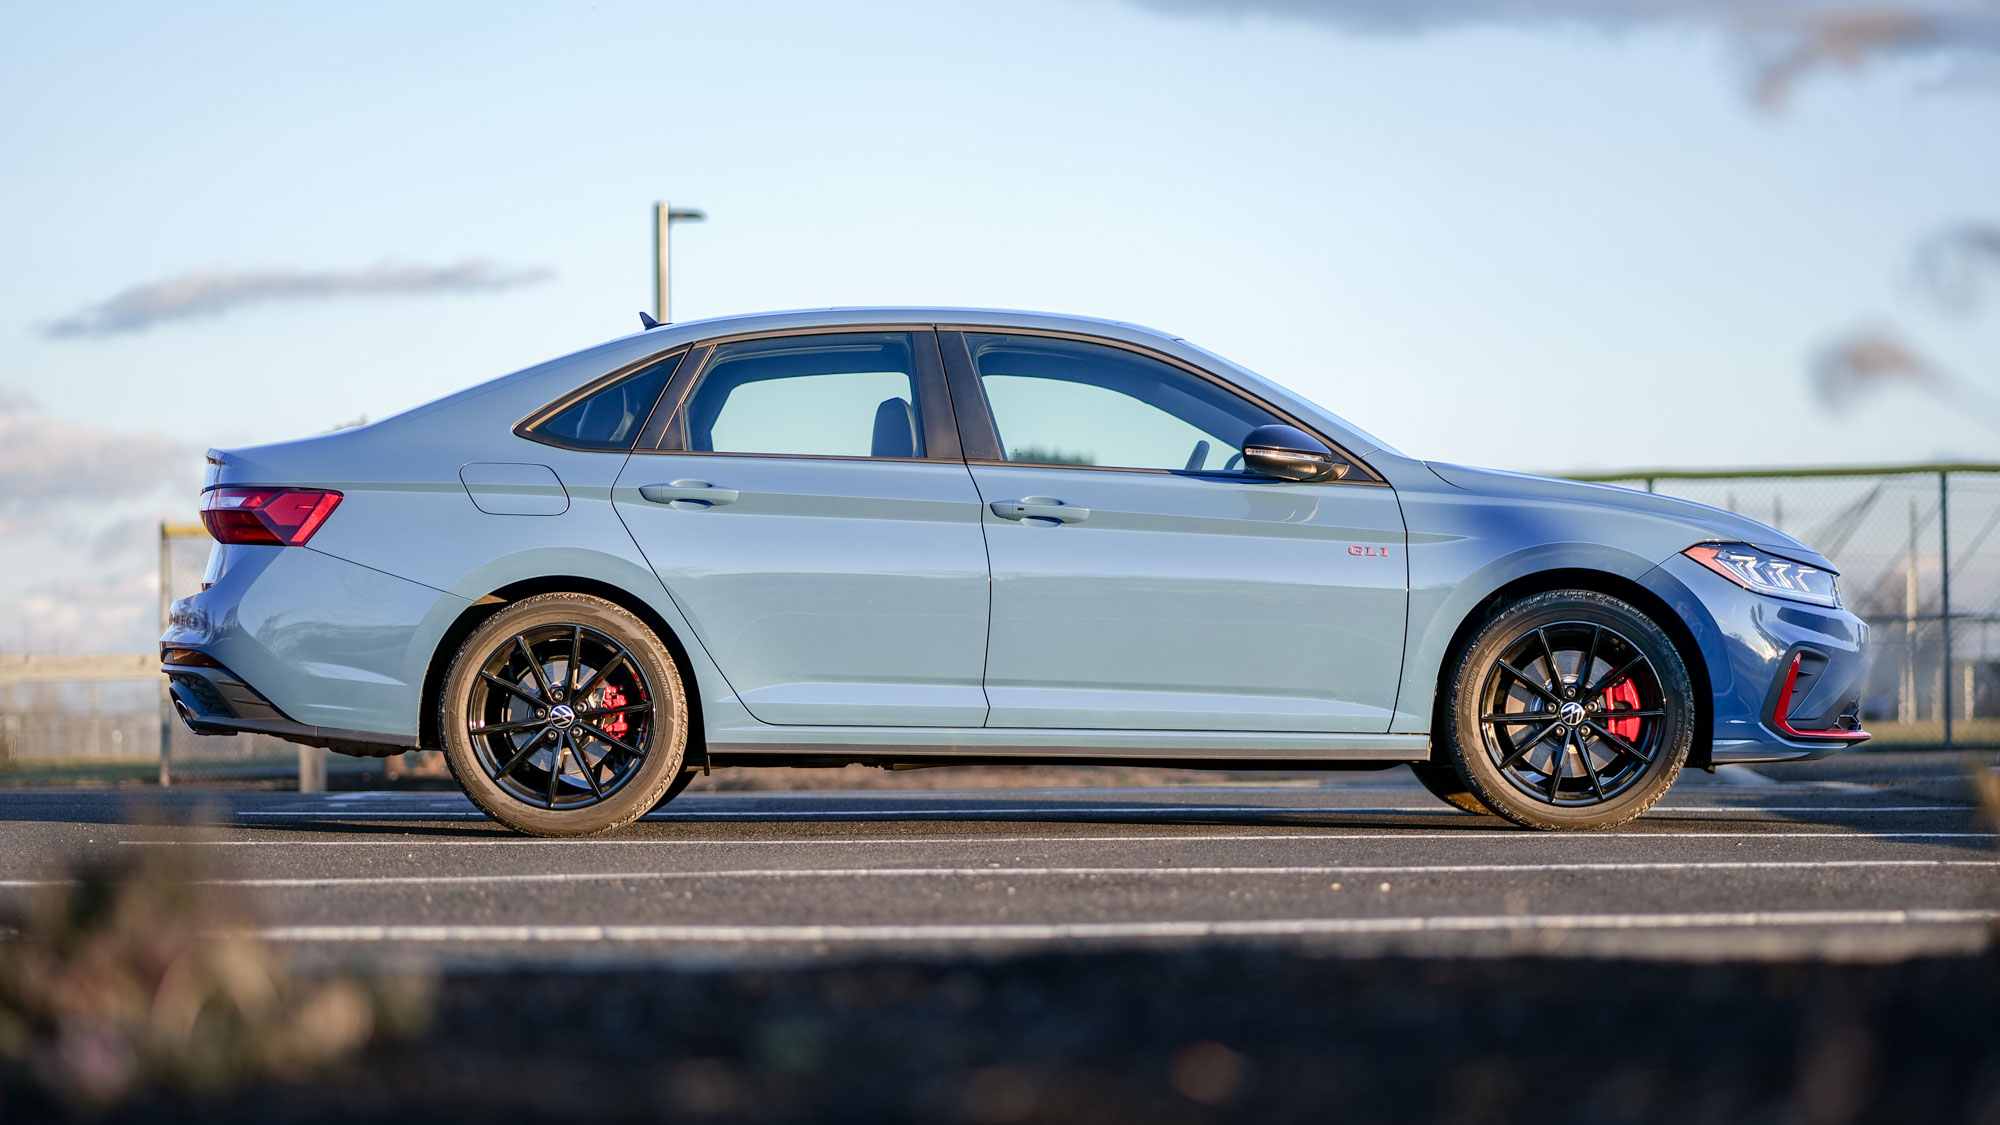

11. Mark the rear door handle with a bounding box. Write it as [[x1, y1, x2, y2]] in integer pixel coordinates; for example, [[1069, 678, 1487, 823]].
[[639, 480, 740, 509], [990, 497, 1089, 524]]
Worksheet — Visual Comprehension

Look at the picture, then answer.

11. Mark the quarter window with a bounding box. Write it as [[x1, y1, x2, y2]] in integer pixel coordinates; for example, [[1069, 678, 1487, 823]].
[[965, 334, 1282, 472], [679, 333, 926, 459], [528, 354, 679, 450]]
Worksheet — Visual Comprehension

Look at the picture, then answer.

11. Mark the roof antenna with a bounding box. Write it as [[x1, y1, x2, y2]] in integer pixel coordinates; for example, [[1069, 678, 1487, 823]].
[[639, 311, 661, 330]]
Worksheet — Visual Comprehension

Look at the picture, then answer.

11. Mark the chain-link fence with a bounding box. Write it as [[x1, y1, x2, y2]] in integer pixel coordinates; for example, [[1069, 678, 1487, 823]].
[[1574, 464, 2000, 749], [159, 522, 301, 782], [0, 677, 158, 765]]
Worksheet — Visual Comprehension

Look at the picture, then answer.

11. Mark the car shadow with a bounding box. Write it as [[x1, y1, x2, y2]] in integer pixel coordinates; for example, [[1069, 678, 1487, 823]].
[[0, 790, 1986, 850], [221, 819, 524, 839], [1645, 802, 1998, 853]]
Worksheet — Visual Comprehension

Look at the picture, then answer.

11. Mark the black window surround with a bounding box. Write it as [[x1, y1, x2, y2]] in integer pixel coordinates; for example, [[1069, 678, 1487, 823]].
[[515, 349, 688, 453], [514, 323, 1379, 483], [636, 327, 962, 463]]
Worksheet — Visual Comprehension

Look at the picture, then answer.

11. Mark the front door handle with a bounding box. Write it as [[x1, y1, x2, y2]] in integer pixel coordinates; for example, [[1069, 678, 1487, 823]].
[[990, 497, 1089, 524], [638, 480, 740, 509]]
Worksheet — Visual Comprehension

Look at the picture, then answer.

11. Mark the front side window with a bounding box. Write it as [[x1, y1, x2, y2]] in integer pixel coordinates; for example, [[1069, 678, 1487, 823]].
[[966, 334, 1282, 472], [679, 333, 926, 459], [528, 353, 680, 450]]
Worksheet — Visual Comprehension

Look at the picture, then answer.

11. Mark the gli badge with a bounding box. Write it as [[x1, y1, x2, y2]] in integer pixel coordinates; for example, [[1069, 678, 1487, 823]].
[[1348, 545, 1392, 557]]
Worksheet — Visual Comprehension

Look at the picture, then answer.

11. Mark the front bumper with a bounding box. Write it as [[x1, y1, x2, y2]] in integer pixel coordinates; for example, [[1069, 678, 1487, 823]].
[[1646, 553, 1871, 765]]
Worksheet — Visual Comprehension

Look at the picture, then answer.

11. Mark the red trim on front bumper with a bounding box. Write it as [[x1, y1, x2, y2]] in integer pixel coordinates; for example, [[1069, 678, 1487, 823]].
[[1770, 652, 1871, 743]]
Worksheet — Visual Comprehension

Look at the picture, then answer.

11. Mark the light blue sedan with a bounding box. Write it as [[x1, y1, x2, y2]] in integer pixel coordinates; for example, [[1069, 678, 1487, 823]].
[[162, 308, 1870, 835]]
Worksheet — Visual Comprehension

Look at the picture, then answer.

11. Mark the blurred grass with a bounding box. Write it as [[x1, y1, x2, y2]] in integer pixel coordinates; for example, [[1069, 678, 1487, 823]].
[[0, 836, 431, 1111], [103, 951, 2000, 1124]]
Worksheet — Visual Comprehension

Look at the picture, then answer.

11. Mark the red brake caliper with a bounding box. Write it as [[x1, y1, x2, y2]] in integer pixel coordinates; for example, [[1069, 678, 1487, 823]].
[[600, 685, 628, 737], [1604, 678, 1642, 742]]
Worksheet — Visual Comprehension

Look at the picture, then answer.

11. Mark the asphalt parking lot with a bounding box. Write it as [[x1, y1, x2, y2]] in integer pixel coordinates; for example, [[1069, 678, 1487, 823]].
[[3, 754, 1993, 964], [5, 755, 1999, 1122]]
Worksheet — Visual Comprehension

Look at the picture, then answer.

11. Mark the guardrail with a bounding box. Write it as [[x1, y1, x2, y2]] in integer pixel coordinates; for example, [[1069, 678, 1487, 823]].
[[0, 654, 158, 683]]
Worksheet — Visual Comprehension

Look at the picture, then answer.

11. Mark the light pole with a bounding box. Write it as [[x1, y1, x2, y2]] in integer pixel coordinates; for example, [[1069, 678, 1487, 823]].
[[653, 202, 706, 324]]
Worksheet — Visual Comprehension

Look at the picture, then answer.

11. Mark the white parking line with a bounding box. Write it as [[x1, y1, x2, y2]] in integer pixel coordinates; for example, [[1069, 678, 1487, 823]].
[[255, 908, 2000, 945], [124, 830, 2000, 845], [11, 857, 1997, 891]]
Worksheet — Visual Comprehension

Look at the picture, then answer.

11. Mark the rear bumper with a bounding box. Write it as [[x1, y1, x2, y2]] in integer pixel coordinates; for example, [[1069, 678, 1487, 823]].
[[1645, 554, 1871, 765], [159, 543, 469, 745], [163, 657, 414, 757]]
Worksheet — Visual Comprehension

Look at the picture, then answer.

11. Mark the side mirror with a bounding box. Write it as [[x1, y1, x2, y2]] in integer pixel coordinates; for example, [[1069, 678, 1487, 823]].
[[1240, 424, 1349, 482]]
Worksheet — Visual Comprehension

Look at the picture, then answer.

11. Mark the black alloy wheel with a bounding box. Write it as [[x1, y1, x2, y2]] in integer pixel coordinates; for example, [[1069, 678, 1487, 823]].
[[465, 622, 652, 810], [1446, 590, 1693, 830], [1479, 622, 1663, 806], [441, 593, 688, 837]]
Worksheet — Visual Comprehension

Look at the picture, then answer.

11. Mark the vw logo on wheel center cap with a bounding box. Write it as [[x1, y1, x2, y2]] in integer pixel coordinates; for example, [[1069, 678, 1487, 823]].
[[1558, 701, 1586, 727], [549, 704, 578, 729]]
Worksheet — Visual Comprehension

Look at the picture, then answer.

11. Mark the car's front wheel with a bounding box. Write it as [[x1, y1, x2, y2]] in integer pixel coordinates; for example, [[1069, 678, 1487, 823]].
[[1443, 590, 1694, 831], [439, 593, 689, 837]]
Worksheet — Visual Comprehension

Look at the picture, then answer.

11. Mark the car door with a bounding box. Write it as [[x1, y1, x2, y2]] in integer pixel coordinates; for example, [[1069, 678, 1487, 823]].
[[612, 329, 991, 727], [942, 329, 1408, 732]]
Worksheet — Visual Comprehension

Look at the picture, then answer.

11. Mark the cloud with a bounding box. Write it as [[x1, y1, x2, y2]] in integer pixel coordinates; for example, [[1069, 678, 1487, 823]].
[[0, 398, 199, 652], [1919, 55, 2000, 88], [0, 569, 164, 654], [1811, 328, 1944, 408], [1914, 223, 2000, 315], [1131, 0, 1732, 34], [1742, 5, 2000, 105], [1810, 327, 2000, 422], [90, 515, 166, 560], [1126, 1, 2000, 104], [42, 259, 555, 338], [0, 394, 196, 536]]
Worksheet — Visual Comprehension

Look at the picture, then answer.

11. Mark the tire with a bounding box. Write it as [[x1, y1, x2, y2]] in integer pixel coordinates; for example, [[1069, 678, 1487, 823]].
[[651, 764, 700, 813], [1408, 761, 1495, 815], [1443, 590, 1694, 831], [439, 593, 689, 837]]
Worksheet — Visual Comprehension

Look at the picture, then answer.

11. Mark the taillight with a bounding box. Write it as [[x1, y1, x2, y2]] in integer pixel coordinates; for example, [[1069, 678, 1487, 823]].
[[201, 487, 343, 546]]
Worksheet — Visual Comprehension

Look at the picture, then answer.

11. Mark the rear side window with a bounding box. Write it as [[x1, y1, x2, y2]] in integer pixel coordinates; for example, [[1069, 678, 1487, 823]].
[[677, 333, 925, 459], [526, 354, 680, 450]]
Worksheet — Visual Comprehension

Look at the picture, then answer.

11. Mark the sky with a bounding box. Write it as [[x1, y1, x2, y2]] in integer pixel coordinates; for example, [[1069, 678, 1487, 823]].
[[1, 0, 1997, 652]]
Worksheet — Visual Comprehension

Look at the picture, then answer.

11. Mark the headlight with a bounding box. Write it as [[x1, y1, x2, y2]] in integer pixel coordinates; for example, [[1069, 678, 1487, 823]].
[[1684, 542, 1840, 608]]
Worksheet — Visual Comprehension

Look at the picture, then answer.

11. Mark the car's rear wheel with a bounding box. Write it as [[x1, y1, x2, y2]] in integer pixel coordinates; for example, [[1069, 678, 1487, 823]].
[[439, 593, 688, 837], [1444, 590, 1693, 831], [1408, 761, 1494, 815]]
